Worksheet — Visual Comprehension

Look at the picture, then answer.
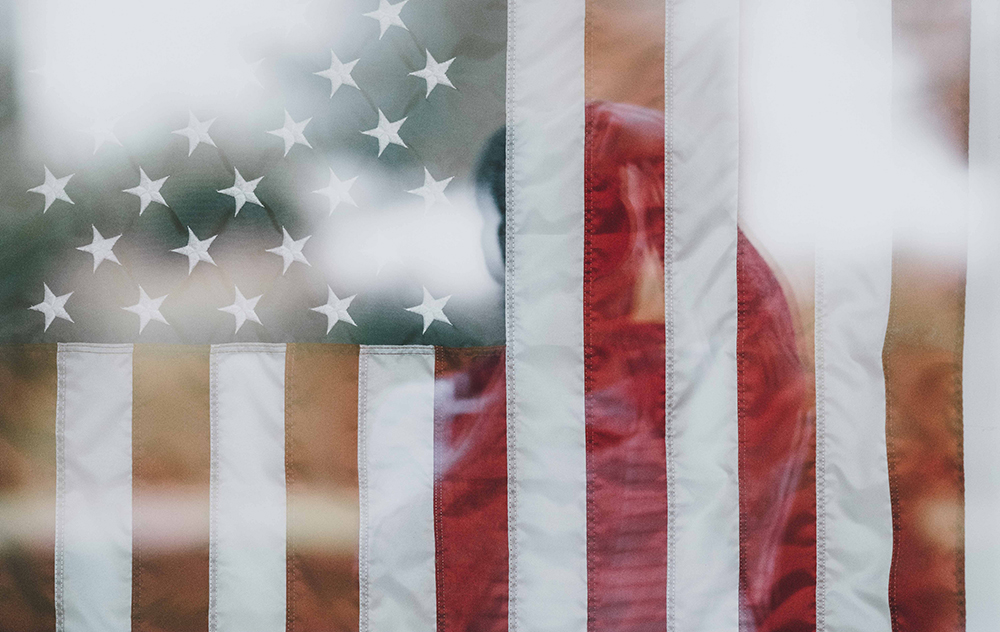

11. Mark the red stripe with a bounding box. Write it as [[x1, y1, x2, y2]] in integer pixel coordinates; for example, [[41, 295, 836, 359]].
[[737, 233, 817, 632], [433, 347, 508, 632], [584, 100, 668, 632]]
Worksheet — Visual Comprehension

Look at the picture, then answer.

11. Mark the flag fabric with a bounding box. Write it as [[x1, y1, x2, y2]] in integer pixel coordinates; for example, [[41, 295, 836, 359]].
[[2, 0, 999, 631]]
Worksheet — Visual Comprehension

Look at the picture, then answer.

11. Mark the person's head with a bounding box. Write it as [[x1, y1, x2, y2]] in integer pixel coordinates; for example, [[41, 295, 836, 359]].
[[474, 126, 506, 284]]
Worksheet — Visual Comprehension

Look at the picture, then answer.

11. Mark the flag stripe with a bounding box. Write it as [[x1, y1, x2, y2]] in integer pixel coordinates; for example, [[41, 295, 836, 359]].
[[506, 0, 588, 631], [0, 345, 58, 632], [433, 346, 508, 632], [209, 344, 287, 632], [358, 346, 437, 632], [885, 2, 970, 629], [666, 0, 741, 630], [132, 345, 211, 632], [284, 344, 360, 632], [583, 98, 667, 631], [809, 1, 894, 628], [966, 1, 1000, 626], [57, 343, 133, 632]]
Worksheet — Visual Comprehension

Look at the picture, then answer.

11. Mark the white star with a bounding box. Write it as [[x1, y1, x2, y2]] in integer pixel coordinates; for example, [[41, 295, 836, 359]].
[[267, 110, 312, 156], [313, 168, 358, 214], [171, 227, 218, 275], [28, 166, 74, 213], [83, 117, 122, 154], [172, 112, 217, 156], [218, 287, 263, 333], [410, 51, 456, 97], [242, 59, 265, 89], [76, 225, 122, 272], [406, 287, 452, 333], [363, 231, 402, 276], [311, 287, 357, 333], [362, 109, 407, 157], [266, 227, 311, 274], [407, 168, 453, 210], [123, 167, 169, 214], [218, 167, 263, 215], [315, 51, 359, 97], [122, 286, 169, 334], [364, 0, 408, 39], [276, 0, 311, 35], [29, 284, 73, 332]]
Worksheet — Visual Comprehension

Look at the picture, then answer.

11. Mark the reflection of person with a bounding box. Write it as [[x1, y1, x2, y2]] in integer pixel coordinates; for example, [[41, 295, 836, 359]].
[[474, 102, 815, 631]]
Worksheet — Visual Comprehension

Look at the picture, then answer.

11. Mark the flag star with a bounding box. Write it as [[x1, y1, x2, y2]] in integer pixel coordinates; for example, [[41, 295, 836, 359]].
[[266, 227, 311, 274], [76, 225, 122, 272], [218, 287, 263, 333], [267, 110, 312, 156], [406, 287, 452, 333], [363, 231, 401, 276], [84, 117, 122, 154], [407, 168, 453, 210], [276, 0, 311, 35], [363, 0, 408, 39], [410, 51, 456, 97], [218, 168, 263, 215], [28, 166, 74, 213], [171, 227, 218, 275], [313, 168, 358, 214], [315, 51, 359, 98], [29, 283, 73, 331], [172, 112, 217, 156], [123, 167, 169, 214], [362, 109, 407, 157], [311, 287, 357, 333], [242, 58, 265, 89], [122, 286, 169, 334]]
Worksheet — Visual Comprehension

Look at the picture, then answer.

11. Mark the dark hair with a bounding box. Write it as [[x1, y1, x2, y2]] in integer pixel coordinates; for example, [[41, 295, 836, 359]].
[[474, 126, 506, 262]]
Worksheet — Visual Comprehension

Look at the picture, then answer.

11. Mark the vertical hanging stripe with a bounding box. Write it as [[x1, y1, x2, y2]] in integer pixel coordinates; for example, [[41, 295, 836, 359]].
[[583, 3, 667, 631], [284, 344, 360, 632], [506, 0, 587, 630], [57, 343, 133, 632], [886, 1, 970, 630], [433, 347, 508, 632], [806, 1, 894, 630], [583, 101, 667, 632], [358, 346, 436, 632], [0, 345, 57, 631], [209, 344, 286, 632], [966, 1, 1000, 627], [132, 345, 211, 632], [665, 0, 740, 630]]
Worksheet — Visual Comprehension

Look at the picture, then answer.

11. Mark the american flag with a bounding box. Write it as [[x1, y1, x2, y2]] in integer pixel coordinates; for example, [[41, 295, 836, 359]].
[[1, 0, 998, 631]]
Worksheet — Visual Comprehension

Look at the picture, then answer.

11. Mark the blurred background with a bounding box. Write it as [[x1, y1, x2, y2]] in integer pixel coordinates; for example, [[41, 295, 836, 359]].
[[0, 0, 507, 345]]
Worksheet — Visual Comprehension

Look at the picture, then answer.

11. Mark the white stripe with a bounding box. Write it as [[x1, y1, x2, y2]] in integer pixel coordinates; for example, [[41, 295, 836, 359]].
[[56, 343, 133, 632], [209, 343, 287, 632], [811, 1, 894, 628], [966, 2, 1000, 628], [666, 0, 740, 630], [357, 346, 437, 632], [506, 0, 587, 631]]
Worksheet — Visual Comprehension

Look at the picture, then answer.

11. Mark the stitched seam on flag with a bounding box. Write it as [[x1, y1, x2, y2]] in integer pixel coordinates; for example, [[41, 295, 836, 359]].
[[433, 348, 448, 632], [208, 350, 220, 632], [357, 350, 371, 632], [54, 345, 67, 632], [582, 89, 597, 632], [57, 342, 133, 354], [285, 346, 298, 632], [814, 249, 828, 632], [663, 1, 677, 630], [358, 344, 434, 355], [211, 343, 285, 354], [504, 0, 518, 629], [736, 239, 749, 629], [883, 251, 901, 632]]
